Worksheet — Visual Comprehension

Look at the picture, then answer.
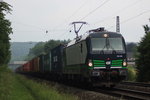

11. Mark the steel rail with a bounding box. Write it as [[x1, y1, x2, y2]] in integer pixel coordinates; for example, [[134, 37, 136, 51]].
[[94, 87, 150, 100], [121, 81, 150, 87]]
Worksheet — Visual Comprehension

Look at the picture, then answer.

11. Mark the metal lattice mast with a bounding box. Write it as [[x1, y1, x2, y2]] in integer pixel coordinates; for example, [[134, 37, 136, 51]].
[[116, 16, 120, 33]]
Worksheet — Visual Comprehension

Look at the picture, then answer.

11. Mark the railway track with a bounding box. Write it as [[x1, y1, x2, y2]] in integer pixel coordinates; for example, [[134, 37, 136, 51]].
[[90, 82, 150, 99], [94, 87, 150, 100], [23, 75, 150, 99], [120, 81, 150, 87]]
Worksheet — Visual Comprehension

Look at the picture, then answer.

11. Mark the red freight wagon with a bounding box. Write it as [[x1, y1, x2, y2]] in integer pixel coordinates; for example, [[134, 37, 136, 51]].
[[22, 62, 30, 72], [33, 57, 40, 72], [29, 57, 40, 72]]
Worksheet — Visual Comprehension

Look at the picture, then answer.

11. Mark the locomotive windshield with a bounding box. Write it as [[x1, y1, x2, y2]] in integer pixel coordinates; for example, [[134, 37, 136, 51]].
[[91, 38, 125, 53]]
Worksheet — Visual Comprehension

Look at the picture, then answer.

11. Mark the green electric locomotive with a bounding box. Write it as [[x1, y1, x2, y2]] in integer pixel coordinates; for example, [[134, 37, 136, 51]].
[[63, 27, 127, 86]]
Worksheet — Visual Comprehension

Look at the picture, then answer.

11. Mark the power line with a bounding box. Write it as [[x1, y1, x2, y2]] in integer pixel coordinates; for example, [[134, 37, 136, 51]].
[[65, 0, 90, 21], [48, 0, 100, 40], [58, 26, 73, 39], [12, 0, 110, 40], [121, 10, 150, 24], [12, 21, 46, 31], [92, 0, 142, 25], [13, 29, 69, 33], [12, 21, 71, 35], [79, 0, 111, 20], [107, 10, 150, 30], [51, 0, 90, 32]]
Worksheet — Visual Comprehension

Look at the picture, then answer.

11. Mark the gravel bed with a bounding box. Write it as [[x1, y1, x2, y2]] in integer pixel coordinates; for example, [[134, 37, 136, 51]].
[[50, 82, 120, 100], [26, 76, 122, 100]]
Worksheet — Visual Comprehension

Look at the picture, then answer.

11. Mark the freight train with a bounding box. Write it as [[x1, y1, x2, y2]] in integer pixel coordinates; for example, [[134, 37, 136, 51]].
[[16, 27, 128, 87]]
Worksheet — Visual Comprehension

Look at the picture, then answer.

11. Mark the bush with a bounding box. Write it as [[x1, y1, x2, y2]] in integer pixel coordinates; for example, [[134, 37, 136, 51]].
[[127, 66, 137, 81], [0, 66, 78, 100]]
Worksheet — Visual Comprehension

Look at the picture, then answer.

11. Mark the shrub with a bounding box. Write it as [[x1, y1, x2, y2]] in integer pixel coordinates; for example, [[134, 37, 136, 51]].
[[127, 66, 138, 81]]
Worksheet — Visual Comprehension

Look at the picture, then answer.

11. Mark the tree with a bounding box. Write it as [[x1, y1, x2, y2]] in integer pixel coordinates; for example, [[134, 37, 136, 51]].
[[0, 1, 12, 66], [26, 42, 45, 60], [44, 40, 63, 53], [126, 42, 137, 52], [26, 39, 70, 60], [136, 24, 150, 82]]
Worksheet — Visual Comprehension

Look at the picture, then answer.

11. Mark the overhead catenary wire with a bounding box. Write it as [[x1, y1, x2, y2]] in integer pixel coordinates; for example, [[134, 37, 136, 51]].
[[55, 25, 74, 40], [79, 0, 111, 20], [11, 0, 89, 35], [121, 10, 150, 24], [51, 0, 90, 32], [11, 0, 150, 42], [92, 0, 142, 25], [11, 0, 94, 38], [38, 0, 91, 40], [12, 21, 73, 34], [107, 10, 150, 30], [12, 21, 46, 31], [50, 0, 111, 37], [12, 0, 112, 40]]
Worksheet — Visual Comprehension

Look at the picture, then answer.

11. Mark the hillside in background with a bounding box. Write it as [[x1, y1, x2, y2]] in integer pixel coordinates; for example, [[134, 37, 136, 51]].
[[10, 42, 37, 63]]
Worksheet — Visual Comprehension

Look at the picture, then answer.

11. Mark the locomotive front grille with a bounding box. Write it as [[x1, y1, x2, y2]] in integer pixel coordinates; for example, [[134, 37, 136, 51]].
[[93, 60, 106, 69], [93, 59, 123, 69], [111, 59, 123, 68]]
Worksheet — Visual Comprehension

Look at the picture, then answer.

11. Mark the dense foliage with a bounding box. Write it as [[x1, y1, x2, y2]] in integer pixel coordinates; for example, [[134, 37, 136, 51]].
[[126, 42, 137, 52], [0, 1, 12, 65], [26, 39, 70, 60], [44, 40, 69, 53], [127, 66, 137, 81], [26, 42, 45, 60], [136, 24, 150, 82]]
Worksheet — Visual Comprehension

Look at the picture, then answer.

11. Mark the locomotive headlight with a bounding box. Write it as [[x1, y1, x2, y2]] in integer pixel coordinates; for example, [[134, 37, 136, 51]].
[[104, 34, 108, 38], [88, 60, 93, 67], [123, 61, 127, 66], [106, 61, 111, 65]]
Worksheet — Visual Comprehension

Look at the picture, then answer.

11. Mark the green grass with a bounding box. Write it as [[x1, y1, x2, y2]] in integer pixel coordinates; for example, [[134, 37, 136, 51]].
[[127, 65, 138, 81], [0, 65, 78, 100]]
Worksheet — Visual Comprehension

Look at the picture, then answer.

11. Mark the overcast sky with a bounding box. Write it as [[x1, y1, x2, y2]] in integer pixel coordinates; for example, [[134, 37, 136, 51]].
[[5, 0, 150, 42]]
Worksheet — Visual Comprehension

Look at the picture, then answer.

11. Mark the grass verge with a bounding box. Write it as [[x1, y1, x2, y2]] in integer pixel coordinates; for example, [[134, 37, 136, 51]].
[[127, 65, 138, 81], [0, 65, 78, 100]]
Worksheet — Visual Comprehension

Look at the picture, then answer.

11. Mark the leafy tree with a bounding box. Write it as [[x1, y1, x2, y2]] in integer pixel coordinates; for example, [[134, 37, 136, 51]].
[[136, 24, 150, 82], [44, 39, 70, 53], [26, 42, 45, 60], [26, 39, 70, 60], [126, 42, 137, 52], [143, 25, 150, 34], [0, 1, 12, 66]]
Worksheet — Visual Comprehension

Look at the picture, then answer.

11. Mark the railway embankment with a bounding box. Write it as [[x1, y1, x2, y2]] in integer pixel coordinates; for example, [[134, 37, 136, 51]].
[[0, 66, 78, 100], [29, 78, 118, 100]]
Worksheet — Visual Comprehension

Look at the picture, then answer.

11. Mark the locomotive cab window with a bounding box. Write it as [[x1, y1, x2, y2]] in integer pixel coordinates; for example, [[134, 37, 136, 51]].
[[109, 38, 123, 50], [91, 38, 105, 51], [91, 38, 125, 53]]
